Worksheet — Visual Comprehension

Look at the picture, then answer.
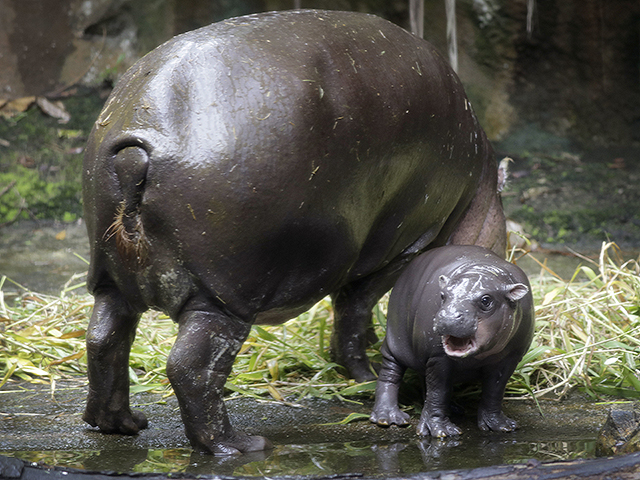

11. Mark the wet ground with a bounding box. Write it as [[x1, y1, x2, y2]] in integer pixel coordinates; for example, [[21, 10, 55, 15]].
[[0, 220, 89, 295], [0, 377, 610, 477]]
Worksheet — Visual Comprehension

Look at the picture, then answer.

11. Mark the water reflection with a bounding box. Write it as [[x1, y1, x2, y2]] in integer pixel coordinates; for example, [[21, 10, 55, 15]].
[[4, 436, 596, 477]]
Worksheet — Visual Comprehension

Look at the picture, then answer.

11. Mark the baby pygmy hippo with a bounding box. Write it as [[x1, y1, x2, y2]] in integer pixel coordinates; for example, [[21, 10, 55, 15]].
[[371, 245, 534, 437]]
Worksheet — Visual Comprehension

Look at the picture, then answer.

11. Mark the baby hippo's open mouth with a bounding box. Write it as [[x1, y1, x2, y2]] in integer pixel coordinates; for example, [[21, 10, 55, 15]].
[[442, 335, 479, 357]]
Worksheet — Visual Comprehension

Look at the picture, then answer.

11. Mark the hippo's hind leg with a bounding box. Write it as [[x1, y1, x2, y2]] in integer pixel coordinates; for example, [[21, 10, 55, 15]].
[[167, 305, 272, 455], [83, 287, 147, 434]]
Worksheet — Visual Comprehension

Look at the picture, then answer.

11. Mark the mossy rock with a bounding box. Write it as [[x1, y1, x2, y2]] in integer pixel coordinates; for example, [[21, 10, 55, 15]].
[[0, 91, 104, 224]]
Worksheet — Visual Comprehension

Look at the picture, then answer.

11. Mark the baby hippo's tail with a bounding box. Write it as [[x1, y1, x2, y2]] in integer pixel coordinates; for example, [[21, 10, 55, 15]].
[[106, 146, 150, 265]]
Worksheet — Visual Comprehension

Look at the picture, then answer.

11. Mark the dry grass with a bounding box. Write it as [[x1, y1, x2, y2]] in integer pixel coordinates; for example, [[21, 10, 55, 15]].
[[1, 242, 639, 402], [509, 242, 640, 400]]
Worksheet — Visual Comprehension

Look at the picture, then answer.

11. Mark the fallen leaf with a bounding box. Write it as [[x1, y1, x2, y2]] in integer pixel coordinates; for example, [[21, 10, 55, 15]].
[[36, 97, 70, 124], [320, 412, 370, 425], [267, 383, 285, 401], [608, 158, 625, 169], [59, 329, 85, 339], [18, 156, 36, 168], [55, 230, 67, 240], [49, 351, 85, 365], [0, 96, 36, 118]]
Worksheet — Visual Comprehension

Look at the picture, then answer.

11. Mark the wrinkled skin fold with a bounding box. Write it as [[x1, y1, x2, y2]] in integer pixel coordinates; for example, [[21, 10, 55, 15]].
[[82, 9, 507, 454], [371, 245, 534, 437]]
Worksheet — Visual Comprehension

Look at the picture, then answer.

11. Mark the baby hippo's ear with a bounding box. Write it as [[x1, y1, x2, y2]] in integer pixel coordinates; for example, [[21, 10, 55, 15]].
[[504, 283, 529, 302], [439, 275, 449, 289]]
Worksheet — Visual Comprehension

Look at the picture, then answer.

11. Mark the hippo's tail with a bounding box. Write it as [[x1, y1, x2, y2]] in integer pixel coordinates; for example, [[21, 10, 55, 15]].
[[105, 146, 150, 265]]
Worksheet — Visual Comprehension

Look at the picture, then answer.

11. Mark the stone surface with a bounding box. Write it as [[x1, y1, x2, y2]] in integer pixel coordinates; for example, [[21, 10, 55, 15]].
[[1, 0, 639, 144]]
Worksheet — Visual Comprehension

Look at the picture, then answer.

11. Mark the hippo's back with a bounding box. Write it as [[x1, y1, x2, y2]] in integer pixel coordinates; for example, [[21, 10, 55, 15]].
[[83, 10, 496, 322]]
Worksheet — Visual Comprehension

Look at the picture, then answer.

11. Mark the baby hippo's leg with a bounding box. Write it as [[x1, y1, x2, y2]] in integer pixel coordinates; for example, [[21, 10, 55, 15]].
[[477, 357, 520, 432], [371, 344, 409, 426], [418, 357, 462, 437]]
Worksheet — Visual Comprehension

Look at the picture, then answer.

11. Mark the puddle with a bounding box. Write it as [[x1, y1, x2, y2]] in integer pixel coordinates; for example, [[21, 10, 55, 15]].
[[0, 379, 608, 477], [3, 438, 597, 477]]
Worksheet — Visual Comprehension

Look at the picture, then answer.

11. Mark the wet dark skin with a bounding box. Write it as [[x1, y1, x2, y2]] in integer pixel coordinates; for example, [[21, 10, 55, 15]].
[[371, 245, 535, 437], [82, 10, 507, 454]]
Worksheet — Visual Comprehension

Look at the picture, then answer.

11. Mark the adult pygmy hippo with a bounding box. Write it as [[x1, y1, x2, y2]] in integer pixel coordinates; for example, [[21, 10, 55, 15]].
[[371, 245, 534, 437], [82, 9, 508, 454]]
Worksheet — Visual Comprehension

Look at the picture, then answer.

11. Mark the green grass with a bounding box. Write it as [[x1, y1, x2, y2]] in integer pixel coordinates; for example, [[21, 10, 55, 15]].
[[1, 242, 639, 403]]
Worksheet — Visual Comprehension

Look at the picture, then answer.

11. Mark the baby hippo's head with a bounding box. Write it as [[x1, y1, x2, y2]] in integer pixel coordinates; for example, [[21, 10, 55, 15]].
[[435, 268, 529, 359]]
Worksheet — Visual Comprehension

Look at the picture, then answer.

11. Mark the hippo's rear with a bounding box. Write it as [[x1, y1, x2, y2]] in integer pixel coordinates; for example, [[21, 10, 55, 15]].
[[82, 9, 507, 454]]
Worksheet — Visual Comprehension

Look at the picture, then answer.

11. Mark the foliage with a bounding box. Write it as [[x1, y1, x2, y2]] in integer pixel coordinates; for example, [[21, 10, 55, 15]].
[[0, 166, 83, 224], [0, 93, 104, 224], [1, 243, 640, 403]]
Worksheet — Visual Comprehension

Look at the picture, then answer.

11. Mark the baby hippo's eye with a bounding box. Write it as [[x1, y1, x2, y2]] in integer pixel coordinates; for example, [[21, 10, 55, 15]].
[[479, 295, 494, 311]]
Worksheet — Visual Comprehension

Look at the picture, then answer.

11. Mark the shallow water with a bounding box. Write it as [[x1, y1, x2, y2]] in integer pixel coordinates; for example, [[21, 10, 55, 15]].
[[0, 378, 608, 477], [4, 438, 597, 477]]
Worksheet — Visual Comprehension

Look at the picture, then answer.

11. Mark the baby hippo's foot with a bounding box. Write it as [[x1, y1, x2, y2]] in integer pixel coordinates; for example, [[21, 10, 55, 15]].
[[370, 404, 410, 427], [478, 410, 518, 432], [416, 415, 462, 438], [83, 406, 148, 435]]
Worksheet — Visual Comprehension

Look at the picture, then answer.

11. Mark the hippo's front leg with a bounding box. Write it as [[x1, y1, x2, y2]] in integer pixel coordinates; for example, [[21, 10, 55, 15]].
[[167, 307, 272, 455], [370, 343, 409, 427], [83, 288, 148, 434], [418, 357, 462, 437], [477, 356, 520, 433]]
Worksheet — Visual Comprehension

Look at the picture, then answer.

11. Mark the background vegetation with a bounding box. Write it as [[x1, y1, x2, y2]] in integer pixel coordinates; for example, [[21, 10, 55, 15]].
[[0, 93, 103, 225]]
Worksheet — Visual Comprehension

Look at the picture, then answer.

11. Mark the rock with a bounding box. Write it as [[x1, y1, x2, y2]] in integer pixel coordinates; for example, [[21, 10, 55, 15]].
[[597, 405, 640, 456]]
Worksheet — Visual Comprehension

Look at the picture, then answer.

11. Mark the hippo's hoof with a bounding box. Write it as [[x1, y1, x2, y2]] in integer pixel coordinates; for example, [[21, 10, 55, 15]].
[[83, 407, 148, 435], [416, 417, 462, 437], [370, 406, 410, 427], [191, 430, 274, 456], [339, 357, 378, 383], [477, 411, 517, 433]]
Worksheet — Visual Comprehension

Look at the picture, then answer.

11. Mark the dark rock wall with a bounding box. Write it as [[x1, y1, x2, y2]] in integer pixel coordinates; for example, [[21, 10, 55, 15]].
[[0, 0, 638, 145], [507, 0, 640, 144]]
